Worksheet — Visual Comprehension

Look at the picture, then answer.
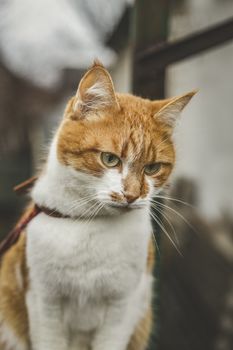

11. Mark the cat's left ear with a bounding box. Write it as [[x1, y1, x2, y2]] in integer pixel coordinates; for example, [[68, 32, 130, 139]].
[[154, 91, 197, 130], [72, 61, 118, 118]]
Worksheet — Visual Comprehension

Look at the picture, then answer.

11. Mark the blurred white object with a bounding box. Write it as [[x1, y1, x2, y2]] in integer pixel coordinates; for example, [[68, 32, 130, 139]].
[[0, 0, 131, 88]]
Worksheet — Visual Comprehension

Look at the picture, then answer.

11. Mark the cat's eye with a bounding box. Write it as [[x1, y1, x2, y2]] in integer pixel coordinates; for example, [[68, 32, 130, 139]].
[[144, 163, 162, 175], [101, 152, 121, 168]]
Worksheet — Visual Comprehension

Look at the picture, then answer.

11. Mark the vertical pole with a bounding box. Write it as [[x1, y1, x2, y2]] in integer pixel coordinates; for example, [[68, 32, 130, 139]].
[[132, 1, 170, 348], [132, 0, 170, 99]]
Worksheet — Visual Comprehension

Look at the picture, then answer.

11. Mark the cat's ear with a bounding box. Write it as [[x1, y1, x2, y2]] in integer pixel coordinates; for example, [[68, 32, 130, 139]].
[[154, 91, 197, 130], [72, 61, 118, 117]]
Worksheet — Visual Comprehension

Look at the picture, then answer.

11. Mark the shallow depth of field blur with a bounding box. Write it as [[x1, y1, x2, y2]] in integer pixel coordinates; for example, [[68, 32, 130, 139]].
[[0, 1, 232, 350]]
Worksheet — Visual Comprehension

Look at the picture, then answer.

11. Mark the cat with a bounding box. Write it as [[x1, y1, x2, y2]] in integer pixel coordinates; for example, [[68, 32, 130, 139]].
[[0, 61, 195, 350]]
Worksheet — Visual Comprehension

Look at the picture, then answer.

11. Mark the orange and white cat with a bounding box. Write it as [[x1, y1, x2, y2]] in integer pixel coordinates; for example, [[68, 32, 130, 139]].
[[0, 62, 195, 350]]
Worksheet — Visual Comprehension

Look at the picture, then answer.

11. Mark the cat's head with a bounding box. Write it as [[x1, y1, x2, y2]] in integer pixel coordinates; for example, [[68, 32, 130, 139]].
[[57, 62, 196, 215]]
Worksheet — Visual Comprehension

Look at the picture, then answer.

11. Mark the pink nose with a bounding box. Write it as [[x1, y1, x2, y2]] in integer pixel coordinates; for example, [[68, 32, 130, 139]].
[[124, 194, 139, 204]]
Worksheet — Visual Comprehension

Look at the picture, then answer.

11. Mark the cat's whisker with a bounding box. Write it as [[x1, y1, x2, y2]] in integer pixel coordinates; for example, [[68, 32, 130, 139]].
[[63, 197, 99, 217], [151, 200, 197, 235], [78, 201, 101, 219], [150, 209, 182, 256], [68, 194, 98, 206], [152, 203, 180, 246], [86, 202, 105, 226], [71, 203, 99, 229], [66, 193, 103, 211], [85, 202, 103, 221], [150, 230, 161, 257], [154, 195, 194, 209], [80, 202, 106, 233], [68, 198, 94, 211]]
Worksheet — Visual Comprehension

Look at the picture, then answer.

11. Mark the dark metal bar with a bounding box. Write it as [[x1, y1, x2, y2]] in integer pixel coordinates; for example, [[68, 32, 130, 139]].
[[136, 17, 233, 68]]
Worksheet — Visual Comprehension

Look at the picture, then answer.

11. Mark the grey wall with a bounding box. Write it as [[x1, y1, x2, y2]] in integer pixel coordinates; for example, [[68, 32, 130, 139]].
[[168, 0, 233, 218]]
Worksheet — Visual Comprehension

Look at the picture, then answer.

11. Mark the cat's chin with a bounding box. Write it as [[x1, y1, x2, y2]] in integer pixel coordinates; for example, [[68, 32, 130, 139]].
[[104, 202, 147, 216]]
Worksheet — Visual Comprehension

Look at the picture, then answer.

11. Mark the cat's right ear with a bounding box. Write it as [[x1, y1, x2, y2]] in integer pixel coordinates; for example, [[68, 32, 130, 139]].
[[153, 90, 197, 131], [71, 62, 119, 119]]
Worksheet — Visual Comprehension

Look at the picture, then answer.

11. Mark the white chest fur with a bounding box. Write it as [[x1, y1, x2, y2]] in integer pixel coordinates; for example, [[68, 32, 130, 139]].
[[26, 209, 151, 332]]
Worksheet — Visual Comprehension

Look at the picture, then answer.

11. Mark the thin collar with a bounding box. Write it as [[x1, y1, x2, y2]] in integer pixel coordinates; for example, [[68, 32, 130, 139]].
[[35, 204, 72, 219], [0, 204, 72, 258]]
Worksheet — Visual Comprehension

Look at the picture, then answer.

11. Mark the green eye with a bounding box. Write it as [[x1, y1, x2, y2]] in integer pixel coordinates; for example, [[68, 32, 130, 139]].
[[101, 152, 121, 168], [144, 163, 162, 175]]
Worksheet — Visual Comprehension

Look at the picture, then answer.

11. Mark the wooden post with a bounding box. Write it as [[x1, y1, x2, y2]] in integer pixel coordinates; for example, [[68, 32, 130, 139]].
[[132, 0, 170, 99], [132, 1, 170, 348]]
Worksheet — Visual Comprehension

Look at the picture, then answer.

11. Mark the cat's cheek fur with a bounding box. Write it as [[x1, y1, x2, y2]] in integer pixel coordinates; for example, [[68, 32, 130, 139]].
[[31, 137, 101, 218]]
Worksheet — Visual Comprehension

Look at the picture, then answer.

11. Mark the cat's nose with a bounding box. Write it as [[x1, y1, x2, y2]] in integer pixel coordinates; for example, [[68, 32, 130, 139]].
[[124, 194, 139, 204]]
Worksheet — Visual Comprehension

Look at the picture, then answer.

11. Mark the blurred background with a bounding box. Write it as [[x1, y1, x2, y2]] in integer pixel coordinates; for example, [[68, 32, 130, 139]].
[[0, 0, 232, 349]]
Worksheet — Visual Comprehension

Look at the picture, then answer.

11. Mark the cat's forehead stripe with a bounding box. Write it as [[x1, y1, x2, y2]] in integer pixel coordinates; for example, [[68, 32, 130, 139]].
[[120, 130, 158, 164], [120, 126, 150, 163]]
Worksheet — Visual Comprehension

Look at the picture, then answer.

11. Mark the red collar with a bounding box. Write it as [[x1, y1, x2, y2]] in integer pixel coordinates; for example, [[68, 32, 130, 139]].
[[0, 176, 73, 258], [36, 205, 72, 219], [0, 204, 71, 258]]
